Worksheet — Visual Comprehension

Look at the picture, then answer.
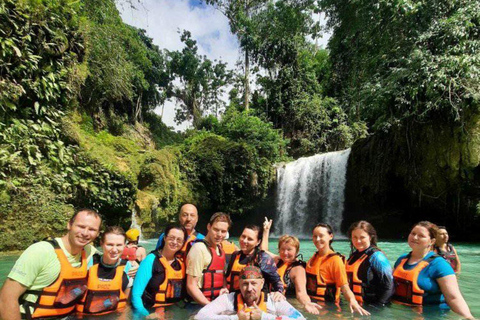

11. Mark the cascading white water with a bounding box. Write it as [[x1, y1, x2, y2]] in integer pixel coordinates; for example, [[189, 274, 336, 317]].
[[130, 208, 142, 241], [275, 149, 351, 237]]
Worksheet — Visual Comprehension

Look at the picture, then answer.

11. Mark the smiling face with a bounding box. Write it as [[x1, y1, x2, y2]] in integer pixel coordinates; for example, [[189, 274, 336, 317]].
[[408, 225, 435, 251], [279, 242, 297, 263], [206, 221, 229, 246], [67, 211, 101, 251], [351, 228, 371, 252], [312, 226, 333, 253], [239, 228, 260, 255], [163, 228, 186, 255], [101, 233, 126, 265]]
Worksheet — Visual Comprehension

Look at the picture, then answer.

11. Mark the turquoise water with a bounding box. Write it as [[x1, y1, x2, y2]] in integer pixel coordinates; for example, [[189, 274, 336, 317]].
[[1, 238, 478, 319]]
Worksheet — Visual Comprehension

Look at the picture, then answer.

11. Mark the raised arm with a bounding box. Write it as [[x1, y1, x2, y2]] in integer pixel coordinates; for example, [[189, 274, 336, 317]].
[[261, 217, 279, 261], [438, 274, 473, 319]]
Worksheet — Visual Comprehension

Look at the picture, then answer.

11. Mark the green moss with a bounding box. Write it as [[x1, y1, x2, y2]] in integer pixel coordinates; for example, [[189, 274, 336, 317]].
[[0, 187, 74, 251]]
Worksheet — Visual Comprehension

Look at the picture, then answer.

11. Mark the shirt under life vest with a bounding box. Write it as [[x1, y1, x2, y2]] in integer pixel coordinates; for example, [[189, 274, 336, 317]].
[[234, 291, 268, 313], [305, 252, 345, 303], [149, 252, 186, 307], [121, 245, 138, 261], [276, 259, 306, 296], [19, 239, 88, 320], [176, 233, 198, 260], [76, 259, 127, 315], [434, 244, 458, 271], [392, 253, 440, 306], [346, 247, 379, 304], [199, 241, 226, 301], [221, 240, 236, 266]]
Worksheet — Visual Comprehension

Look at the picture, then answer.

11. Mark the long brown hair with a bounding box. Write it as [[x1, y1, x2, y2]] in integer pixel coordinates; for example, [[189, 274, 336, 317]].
[[347, 220, 378, 254]]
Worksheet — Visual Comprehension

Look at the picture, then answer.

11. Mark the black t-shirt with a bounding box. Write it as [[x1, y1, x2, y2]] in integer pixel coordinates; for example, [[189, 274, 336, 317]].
[[92, 254, 129, 291]]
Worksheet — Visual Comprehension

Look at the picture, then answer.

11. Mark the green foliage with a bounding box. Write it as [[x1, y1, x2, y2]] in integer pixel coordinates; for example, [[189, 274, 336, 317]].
[[289, 95, 367, 157], [214, 109, 287, 160], [0, 186, 73, 251], [182, 132, 275, 213], [81, 0, 168, 125], [166, 30, 233, 128], [143, 111, 183, 148], [323, 0, 480, 129]]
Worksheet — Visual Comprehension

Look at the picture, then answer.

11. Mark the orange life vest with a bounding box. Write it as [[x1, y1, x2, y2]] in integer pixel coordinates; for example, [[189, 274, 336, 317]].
[[221, 240, 236, 265], [176, 233, 198, 260], [151, 253, 186, 307], [234, 291, 268, 313], [199, 241, 226, 301], [226, 251, 251, 292], [121, 245, 138, 261], [20, 239, 88, 319], [305, 252, 344, 303], [76, 260, 127, 315], [346, 248, 379, 303], [276, 259, 305, 296], [392, 253, 439, 306]]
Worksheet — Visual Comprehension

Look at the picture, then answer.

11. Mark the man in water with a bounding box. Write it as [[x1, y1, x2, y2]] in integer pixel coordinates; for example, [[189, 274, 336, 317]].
[[155, 203, 204, 252], [0, 208, 102, 320], [194, 266, 306, 320]]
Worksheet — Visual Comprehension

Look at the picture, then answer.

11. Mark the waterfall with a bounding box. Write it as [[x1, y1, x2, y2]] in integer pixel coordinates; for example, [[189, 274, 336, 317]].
[[275, 149, 351, 237], [130, 208, 142, 241]]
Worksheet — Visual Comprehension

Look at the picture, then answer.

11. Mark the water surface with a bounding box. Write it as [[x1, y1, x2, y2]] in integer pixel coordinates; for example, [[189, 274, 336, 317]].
[[1, 238, 478, 319]]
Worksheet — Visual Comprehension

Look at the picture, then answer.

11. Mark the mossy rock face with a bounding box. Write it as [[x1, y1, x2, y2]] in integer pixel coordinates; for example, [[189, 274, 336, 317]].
[[344, 118, 480, 240], [0, 188, 74, 251]]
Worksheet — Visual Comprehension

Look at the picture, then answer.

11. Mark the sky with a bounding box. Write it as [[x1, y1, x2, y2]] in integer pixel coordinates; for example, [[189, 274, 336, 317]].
[[119, 0, 331, 130]]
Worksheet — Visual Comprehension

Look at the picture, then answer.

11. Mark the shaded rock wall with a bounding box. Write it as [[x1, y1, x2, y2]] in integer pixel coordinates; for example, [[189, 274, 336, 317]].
[[344, 117, 480, 240]]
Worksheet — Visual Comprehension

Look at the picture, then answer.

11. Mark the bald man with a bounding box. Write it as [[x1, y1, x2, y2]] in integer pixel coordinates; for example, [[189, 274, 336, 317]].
[[155, 203, 205, 255]]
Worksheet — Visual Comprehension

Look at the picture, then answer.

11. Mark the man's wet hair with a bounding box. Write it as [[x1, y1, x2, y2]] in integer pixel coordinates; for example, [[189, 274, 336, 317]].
[[69, 208, 102, 225]]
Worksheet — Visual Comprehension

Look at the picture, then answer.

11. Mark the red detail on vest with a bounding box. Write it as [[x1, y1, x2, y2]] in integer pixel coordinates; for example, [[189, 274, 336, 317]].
[[121, 246, 138, 261], [201, 242, 226, 301]]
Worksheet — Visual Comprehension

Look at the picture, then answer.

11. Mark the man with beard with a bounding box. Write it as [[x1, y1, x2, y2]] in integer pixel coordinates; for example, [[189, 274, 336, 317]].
[[194, 266, 306, 320]]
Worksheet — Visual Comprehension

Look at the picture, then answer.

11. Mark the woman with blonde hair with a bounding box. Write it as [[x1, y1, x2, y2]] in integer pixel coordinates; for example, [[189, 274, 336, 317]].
[[261, 218, 323, 315]]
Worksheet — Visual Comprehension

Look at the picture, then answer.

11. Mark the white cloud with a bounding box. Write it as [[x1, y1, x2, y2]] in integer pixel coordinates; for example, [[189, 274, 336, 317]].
[[118, 0, 331, 130], [119, 0, 240, 130]]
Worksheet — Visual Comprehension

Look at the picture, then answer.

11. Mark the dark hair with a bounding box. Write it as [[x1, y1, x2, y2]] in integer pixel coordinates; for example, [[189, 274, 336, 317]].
[[413, 221, 439, 240], [69, 208, 101, 225], [208, 212, 232, 228], [437, 226, 447, 231], [243, 224, 263, 247], [101, 226, 126, 243], [348, 220, 378, 253], [158, 223, 188, 251], [312, 223, 334, 249]]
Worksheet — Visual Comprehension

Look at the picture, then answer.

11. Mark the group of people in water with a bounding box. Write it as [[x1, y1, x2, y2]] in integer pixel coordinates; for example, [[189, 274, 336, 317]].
[[0, 204, 474, 320]]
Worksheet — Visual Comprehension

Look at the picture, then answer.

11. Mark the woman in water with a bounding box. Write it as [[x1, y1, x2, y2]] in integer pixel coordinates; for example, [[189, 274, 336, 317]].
[[131, 224, 187, 318], [76, 226, 132, 316], [225, 224, 284, 296], [306, 223, 370, 315], [346, 221, 394, 305], [261, 218, 323, 315], [434, 226, 461, 272], [392, 221, 473, 319]]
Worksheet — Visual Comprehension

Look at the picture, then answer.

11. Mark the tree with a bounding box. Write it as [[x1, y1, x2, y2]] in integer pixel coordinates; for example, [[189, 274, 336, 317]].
[[166, 30, 233, 128], [204, 0, 271, 111], [322, 0, 480, 129]]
